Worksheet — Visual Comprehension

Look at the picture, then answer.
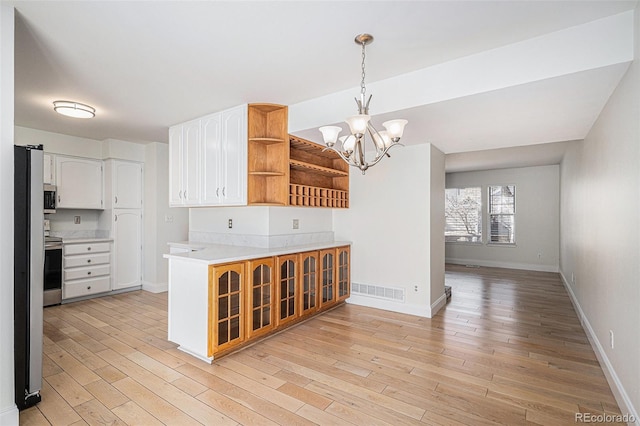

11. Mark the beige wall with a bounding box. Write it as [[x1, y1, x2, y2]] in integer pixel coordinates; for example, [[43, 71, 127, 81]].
[[445, 164, 560, 272], [559, 6, 640, 419]]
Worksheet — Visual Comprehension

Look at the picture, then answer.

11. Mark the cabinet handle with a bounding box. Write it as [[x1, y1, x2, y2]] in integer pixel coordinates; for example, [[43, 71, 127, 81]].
[[87, 247, 92, 251], [222, 187, 226, 196], [115, 215, 118, 222], [115, 196, 118, 204], [184, 190, 187, 199], [87, 271, 92, 275], [58, 195, 61, 203], [87, 286, 91, 290], [179, 190, 182, 199], [216, 188, 219, 197], [87, 259, 91, 263]]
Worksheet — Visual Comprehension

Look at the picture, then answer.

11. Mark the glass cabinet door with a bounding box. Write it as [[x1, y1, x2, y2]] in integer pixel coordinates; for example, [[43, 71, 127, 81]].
[[211, 263, 244, 353], [320, 249, 335, 309], [337, 246, 350, 301], [299, 251, 318, 316], [277, 254, 297, 325], [247, 258, 274, 338]]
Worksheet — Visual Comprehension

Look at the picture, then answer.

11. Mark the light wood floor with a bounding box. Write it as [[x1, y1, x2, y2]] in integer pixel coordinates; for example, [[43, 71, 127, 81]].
[[20, 265, 623, 425]]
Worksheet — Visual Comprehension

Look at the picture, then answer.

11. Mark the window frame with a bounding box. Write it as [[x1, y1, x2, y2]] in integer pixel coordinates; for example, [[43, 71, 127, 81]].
[[444, 187, 483, 244], [487, 184, 516, 246]]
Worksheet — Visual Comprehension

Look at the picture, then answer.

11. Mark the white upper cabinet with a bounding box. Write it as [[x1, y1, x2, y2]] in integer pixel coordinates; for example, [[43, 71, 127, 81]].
[[43, 153, 54, 185], [104, 160, 142, 209], [55, 156, 103, 209], [169, 119, 201, 206], [169, 104, 247, 207]]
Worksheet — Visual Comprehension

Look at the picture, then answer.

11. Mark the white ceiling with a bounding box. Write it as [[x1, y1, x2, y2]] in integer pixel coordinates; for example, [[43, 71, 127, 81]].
[[12, 0, 637, 172]]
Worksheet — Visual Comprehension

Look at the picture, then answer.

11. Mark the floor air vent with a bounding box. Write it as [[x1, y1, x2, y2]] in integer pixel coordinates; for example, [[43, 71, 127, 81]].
[[351, 282, 405, 302]]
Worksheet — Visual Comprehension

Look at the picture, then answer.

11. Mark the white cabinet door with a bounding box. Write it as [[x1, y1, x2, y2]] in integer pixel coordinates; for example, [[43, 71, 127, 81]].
[[112, 210, 142, 290], [167, 103, 247, 208], [169, 126, 183, 206], [169, 120, 200, 206], [220, 104, 247, 205], [113, 161, 142, 208], [43, 154, 54, 185], [201, 112, 222, 205], [56, 156, 103, 209], [183, 120, 201, 205]]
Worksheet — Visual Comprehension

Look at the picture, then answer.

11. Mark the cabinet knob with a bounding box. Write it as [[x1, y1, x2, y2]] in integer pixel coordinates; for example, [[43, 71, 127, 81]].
[[58, 195, 61, 203], [87, 259, 91, 263], [87, 286, 91, 290], [87, 271, 92, 275], [115, 196, 118, 204], [87, 247, 92, 251]]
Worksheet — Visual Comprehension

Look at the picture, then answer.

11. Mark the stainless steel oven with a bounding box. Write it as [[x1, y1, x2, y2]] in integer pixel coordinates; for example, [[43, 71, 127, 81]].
[[44, 237, 62, 306]]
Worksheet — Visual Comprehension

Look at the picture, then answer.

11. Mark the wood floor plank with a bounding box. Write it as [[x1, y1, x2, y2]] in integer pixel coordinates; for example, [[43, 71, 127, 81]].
[[22, 265, 623, 426]]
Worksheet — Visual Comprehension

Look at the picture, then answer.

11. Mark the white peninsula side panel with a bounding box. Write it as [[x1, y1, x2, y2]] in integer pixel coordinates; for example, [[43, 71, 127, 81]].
[[167, 259, 211, 362]]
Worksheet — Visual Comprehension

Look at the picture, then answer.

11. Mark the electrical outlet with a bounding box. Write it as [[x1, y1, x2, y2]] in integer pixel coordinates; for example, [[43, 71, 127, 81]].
[[74, 215, 81, 224], [228, 219, 233, 229], [610, 330, 614, 349], [292, 219, 299, 229]]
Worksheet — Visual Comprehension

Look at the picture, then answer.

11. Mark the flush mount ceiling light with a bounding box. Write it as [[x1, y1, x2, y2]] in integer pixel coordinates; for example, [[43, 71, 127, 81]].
[[319, 34, 407, 174], [53, 100, 95, 119]]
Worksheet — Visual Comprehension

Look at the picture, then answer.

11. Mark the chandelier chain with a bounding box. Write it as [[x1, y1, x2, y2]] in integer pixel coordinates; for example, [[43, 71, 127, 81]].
[[360, 41, 367, 97]]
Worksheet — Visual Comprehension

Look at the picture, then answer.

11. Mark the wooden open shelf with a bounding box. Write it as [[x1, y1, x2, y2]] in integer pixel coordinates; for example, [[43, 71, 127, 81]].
[[288, 135, 349, 208], [246, 106, 349, 208], [247, 104, 289, 205]]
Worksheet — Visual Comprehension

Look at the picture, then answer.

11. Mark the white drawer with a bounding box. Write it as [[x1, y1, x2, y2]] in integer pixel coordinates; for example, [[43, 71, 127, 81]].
[[63, 276, 111, 299], [64, 253, 110, 268], [64, 264, 110, 281], [64, 242, 110, 256]]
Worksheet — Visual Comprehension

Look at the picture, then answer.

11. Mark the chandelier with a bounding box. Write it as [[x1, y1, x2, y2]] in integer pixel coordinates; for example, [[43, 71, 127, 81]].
[[319, 34, 407, 174]]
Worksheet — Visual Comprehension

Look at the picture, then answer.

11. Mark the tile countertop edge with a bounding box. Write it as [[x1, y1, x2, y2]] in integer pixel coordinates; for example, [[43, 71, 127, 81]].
[[163, 241, 351, 265], [62, 237, 114, 244]]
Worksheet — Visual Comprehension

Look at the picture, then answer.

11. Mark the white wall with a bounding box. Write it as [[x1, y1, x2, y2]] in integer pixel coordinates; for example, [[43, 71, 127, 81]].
[[144, 142, 188, 291], [15, 126, 102, 159], [333, 143, 443, 317], [559, 6, 640, 419], [0, 3, 17, 424], [445, 165, 560, 272]]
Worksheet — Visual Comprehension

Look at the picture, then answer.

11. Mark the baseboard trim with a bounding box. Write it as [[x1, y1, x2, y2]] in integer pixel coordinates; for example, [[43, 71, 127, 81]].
[[346, 294, 432, 318], [445, 257, 558, 273], [142, 281, 167, 293], [559, 272, 639, 425], [430, 292, 447, 316], [0, 405, 19, 426]]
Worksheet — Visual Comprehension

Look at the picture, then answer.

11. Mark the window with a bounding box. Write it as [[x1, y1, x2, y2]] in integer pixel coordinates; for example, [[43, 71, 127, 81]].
[[445, 187, 482, 243], [488, 185, 515, 244]]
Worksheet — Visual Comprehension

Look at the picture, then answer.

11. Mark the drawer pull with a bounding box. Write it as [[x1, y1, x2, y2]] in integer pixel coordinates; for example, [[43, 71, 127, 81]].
[[87, 286, 91, 290], [87, 259, 91, 263], [87, 247, 92, 251], [87, 271, 92, 275]]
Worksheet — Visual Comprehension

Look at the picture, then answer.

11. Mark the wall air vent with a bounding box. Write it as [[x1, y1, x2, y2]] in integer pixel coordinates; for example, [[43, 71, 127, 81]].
[[351, 282, 405, 303]]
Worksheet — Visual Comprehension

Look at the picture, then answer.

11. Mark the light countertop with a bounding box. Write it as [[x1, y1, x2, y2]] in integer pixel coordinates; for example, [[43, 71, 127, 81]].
[[62, 237, 113, 244], [164, 241, 350, 265]]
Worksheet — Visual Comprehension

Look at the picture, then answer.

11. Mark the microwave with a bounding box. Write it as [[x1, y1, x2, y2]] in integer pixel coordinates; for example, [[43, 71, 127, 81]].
[[44, 184, 56, 214]]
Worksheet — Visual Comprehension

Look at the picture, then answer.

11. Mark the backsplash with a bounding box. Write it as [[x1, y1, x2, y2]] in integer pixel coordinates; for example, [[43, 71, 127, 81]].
[[188, 231, 334, 248]]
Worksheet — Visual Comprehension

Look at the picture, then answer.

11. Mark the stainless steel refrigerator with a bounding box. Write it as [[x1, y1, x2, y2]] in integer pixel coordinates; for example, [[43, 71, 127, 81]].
[[14, 145, 43, 409]]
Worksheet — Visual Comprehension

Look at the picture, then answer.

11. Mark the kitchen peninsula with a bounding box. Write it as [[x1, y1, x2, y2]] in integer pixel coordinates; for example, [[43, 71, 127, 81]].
[[164, 241, 350, 362]]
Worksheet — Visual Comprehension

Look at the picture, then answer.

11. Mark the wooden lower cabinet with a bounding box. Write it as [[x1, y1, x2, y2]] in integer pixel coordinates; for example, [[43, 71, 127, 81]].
[[299, 251, 319, 316], [247, 258, 275, 338], [319, 249, 336, 309], [208, 245, 350, 358], [337, 246, 350, 302], [276, 254, 298, 326], [209, 263, 245, 356]]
